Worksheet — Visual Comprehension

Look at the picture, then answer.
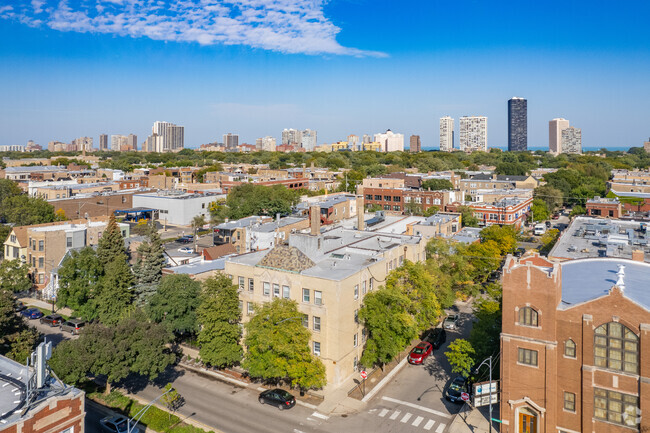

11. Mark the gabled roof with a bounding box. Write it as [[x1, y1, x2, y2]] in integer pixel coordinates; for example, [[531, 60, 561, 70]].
[[257, 245, 315, 273], [203, 244, 237, 260]]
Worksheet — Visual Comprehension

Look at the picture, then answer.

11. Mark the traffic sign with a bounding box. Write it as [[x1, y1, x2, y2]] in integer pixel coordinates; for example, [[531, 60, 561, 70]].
[[360, 370, 368, 379], [461, 392, 470, 402]]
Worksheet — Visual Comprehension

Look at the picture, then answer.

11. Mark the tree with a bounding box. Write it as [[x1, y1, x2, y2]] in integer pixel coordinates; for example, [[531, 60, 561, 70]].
[[162, 383, 184, 421], [2, 195, 56, 226], [243, 298, 326, 389], [358, 286, 417, 368], [530, 198, 549, 222], [422, 179, 454, 191], [147, 274, 201, 337], [56, 247, 103, 319], [133, 225, 166, 287], [97, 214, 127, 266], [197, 275, 243, 367], [404, 201, 424, 216], [534, 185, 563, 212], [50, 310, 174, 394], [94, 259, 134, 325], [225, 184, 300, 220], [0, 260, 32, 293], [479, 225, 517, 255], [54, 208, 67, 221], [540, 228, 560, 255], [0, 288, 39, 362], [495, 162, 528, 176], [423, 206, 439, 217], [570, 205, 586, 217], [445, 339, 475, 377], [385, 261, 442, 331], [457, 205, 479, 227], [0, 225, 11, 258], [469, 298, 502, 367]]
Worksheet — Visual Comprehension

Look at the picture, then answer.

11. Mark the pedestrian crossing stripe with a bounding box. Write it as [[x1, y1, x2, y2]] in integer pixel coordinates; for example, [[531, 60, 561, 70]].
[[372, 409, 447, 432], [389, 410, 401, 420]]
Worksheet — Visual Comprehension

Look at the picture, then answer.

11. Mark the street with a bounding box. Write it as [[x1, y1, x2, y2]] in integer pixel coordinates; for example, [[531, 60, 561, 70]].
[[28, 299, 478, 433]]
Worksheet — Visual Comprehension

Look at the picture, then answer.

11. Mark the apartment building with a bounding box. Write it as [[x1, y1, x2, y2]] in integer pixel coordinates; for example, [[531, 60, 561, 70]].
[[459, 116, 488, 152], [406, 212, 461, 238], [362, 187, 455, 214], [446, 196, 532, 228], [500, 254, 650, 433], [225, 224, 427, 388], [460, 174, 538, 198], [440, 116, 454, 152], [374, 130, 404, 152], [586, 197, 623, 219]]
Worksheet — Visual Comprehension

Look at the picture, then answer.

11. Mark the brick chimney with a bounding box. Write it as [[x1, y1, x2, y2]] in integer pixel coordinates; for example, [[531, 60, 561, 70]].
[[356, 196, 365, 231], [632, 249, 644, 262], [310, 205, 321, 236]]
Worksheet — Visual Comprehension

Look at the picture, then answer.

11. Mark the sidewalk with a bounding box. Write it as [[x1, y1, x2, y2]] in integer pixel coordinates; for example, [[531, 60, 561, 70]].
[[19, 297, 73, 317], [448, 404, 500, 433]]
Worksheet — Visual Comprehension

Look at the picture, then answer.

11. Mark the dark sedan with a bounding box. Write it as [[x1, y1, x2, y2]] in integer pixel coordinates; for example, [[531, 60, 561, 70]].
[[40, 314, 63, 326], [21, 308, 43, 319], [423, 327, 447, 350], [446, 376, 468, 403], [258, 388, 296, 410]]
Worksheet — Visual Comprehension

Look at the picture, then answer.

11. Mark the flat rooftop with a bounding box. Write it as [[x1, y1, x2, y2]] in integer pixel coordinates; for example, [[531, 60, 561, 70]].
[[452, 227, 482, 244], [549, 216, 650, 262]]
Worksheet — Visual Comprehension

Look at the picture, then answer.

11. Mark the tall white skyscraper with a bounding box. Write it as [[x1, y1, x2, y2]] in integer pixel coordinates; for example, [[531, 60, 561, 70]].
[[459, 116, 488, 153], [281, 128, 302, 146], [301, 129, 317, 151], [362, 134, 371, 144], [258, 136, 276, 152], [145, 121, 184, 152], [72, 136, 93, 152], [223, 133, 239, 149], [549, 118, 570, 155], [561, 126, 582, 154], [374, 130, 404, 152], [111, 135, 128, 151], [440, 116, 454, 152]]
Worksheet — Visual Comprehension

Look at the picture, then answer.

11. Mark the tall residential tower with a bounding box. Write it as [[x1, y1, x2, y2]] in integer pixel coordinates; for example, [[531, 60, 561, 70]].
[[508, 97, 527, 151], [549, 118, 570, 155], [439, 116, 454, 152], [459, 116, 487, 153]]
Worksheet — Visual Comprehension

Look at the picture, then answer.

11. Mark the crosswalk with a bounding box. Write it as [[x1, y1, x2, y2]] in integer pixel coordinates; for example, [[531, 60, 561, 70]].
[[374, 407, 447, 432]]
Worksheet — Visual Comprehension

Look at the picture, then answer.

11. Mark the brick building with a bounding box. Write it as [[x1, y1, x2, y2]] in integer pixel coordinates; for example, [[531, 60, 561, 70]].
[[446, 197, 532, 228], [48, 191, 150, 220], [501, 255, 650, 433], [586, 196, 623, 218], [361, 187, 455, 214]]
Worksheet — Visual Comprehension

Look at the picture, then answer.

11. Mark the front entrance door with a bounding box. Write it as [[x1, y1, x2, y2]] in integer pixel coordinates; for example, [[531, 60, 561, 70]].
[[519, 412, 537, 433]]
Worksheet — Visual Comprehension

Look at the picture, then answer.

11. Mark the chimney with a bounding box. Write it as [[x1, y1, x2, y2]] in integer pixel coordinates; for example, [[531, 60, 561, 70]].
[[632, 249, 644, 262], [356, 196, 365, 231], [310, 205, 321, 236]]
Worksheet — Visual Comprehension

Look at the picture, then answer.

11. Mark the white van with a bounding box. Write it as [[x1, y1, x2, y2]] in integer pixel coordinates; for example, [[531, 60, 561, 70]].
[[534, 223, 546, 236]]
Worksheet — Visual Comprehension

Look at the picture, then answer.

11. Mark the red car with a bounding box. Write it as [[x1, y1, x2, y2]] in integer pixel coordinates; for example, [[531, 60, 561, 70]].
[[408, 341, 433, 364]]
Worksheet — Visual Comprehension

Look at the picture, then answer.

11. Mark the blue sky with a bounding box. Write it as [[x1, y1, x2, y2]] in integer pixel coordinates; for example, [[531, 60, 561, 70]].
[[1, 0, 649, 150]]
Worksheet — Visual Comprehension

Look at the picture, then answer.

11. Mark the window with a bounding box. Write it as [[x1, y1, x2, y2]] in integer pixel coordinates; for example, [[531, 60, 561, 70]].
[[248, 278, 254, 292], [313, 342, 321, 356], [393, 196, 401, 202], [273, 283, 280, 297], [565, 339, 576, 358], [302, 288, 310, 303], [238, 300, 243, 310], [518, 307, 538, 327], [354, 309, 359, 323], [366, 194, 372, 200], [247, 302, 254, 315], [404, 196, 411, 203], [362, 281, 367, 294], [426, 197, 430, 204], [594, 322, 638, 373], [10, 234, 16, 243], [353, 333, 358, 347], [238, 277, 245, 291], [374, 195, 381, 200], [383, 205, 390, 210], [282, 285, 290, 299], [518, 348, 538, 366], [38, 273, 44, 284], [38, 257, 44, 268], [38, 240, 44, 251], [369, 278, 374, 291], [313, 316, 321, 332], [302, 314, 308, 328], [354, 284, 359, 300], [434, 198, 441, 205], [263, 282, 270, 296], [564, 392, 575, 412], [594, 388, 639, 427], [393, 205, 400, 211], [314, 290, 322, 305], [384, 195, 391, 201]]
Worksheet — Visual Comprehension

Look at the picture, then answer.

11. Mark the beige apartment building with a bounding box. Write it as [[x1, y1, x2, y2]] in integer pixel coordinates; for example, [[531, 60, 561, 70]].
[[225, 221, 427, 388]]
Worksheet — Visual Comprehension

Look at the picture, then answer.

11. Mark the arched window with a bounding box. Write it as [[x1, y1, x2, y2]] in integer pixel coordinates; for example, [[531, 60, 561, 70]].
[[564, 339, 576, 358], [594, 322, 638, 374], [518, 307, 538, 327]]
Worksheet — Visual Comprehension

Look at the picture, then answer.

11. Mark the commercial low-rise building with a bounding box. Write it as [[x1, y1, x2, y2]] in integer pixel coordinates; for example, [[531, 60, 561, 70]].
[[586, 196, 623, 219], [446, 197, 532, 228], [132, 191, 224, 226]]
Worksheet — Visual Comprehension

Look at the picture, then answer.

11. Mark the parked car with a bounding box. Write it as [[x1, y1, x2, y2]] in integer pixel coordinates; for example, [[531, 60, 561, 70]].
[[40, 314, 63, 326], [14, 301, 27, 312], [443, 314, 459, 330], [100, 415, 140, 433], [21, 308, 43, 319], [514, 247, 526, 258], [177, 235, 194, 243], [545, 221, 552, 228], [258, 388, 296, 410], [446, 376, 469, 403], [423, 327, 447, 350], [60, 319, 86, 335], [408, 341, 433, 365], [178, 246, 194, 254], [552, 214, 560, 220]]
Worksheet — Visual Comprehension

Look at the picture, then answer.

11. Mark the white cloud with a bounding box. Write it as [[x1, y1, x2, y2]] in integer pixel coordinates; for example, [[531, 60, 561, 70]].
[[0, 0, 386, 57]]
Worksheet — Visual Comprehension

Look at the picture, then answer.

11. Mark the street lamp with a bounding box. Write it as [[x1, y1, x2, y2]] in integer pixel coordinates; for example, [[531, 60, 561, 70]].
[[474, 356, 494, 433], [127, 386, 174, 433]]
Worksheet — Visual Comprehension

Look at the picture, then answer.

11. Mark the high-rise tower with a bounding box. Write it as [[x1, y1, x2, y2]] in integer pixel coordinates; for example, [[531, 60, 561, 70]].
[[508, 97, 527, 151], [440, 116, 454, 152]]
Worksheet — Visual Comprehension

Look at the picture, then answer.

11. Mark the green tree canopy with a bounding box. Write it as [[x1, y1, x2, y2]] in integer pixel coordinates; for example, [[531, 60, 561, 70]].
[[147, 274, 201, 336], [358, 285, 417, 368], [469, 297, 502, 367], [224, 184, 300, 220], [479, 225, 518, 255], [97, 214, 127, 266], [50, 310, 174, 394], [243, 298, 326, 389], [445, 339, 476, 377], [530, 198, 549, 222], [197, 275, 242, 367], [56, 247, 103, 319], [2, 195, 56, 226], [457, 205, 479, 227], [95, 259, 134, 325], [421, 178, 454, 191], [0, 288, 39, 362], [0, 260, 32, 293], [133, 225, 166, 288]]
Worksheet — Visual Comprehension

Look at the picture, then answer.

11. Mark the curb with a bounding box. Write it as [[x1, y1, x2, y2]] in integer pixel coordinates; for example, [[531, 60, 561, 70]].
[[361, 356, 408, 403], [85, 399, 159, 433]]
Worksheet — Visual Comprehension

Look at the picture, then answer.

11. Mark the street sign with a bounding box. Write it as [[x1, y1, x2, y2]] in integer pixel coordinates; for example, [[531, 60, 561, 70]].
[[360, 370, 368, 379], [473, 381, 500, 408], [491, 418, 503, 423], [461, 392, 470, 402]]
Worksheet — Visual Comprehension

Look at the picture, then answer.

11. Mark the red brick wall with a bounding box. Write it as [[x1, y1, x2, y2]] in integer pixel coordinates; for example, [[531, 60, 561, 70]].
[[4, 392, 84, 433]]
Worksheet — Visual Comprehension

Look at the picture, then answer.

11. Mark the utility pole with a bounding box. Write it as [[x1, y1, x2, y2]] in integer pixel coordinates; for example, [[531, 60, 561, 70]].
[[475, 356, 494, 433], [127, 387, 174, 433]]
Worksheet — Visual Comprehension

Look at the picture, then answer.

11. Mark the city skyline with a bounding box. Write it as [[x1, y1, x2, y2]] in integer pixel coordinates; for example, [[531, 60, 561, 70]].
[[0, 1, 649, 149]]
